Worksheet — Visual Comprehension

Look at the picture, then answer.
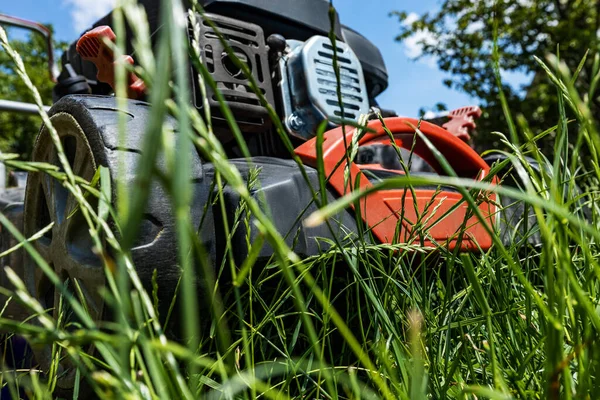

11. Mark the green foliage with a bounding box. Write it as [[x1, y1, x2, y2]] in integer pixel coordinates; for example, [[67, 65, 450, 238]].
[[393, 1, 600, 153], [0, 26, 65, 159]]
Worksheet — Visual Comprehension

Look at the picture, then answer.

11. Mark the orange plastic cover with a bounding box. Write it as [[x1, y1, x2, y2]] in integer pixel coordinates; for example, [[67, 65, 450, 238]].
[[295, 118, 496, 251]]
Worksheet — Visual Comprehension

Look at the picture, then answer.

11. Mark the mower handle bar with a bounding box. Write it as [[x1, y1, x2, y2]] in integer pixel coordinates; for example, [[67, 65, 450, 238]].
[[0, 13, 58, 82]]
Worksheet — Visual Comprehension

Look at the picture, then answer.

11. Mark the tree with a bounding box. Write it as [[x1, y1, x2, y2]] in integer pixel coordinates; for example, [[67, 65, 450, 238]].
[[0, 26, 66, 159], [393, 1, 600, 153]]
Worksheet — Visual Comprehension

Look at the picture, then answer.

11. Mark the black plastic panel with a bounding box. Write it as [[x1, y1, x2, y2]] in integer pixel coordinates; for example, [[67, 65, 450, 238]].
[[88, 0, 340, 41], [484, 154, 542, 247], [205, 157, 360, 265], [199, 0, 341, 41]]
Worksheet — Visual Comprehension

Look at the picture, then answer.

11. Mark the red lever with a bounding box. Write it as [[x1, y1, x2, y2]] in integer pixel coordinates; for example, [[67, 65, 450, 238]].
[[295, 118, 496, 251], [76, 26, 146, 100], [442, 106, 483, 143]]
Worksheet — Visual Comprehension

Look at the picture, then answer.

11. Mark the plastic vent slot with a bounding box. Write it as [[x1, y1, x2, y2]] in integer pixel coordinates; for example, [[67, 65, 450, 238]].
[[310, 39, 367, 121]]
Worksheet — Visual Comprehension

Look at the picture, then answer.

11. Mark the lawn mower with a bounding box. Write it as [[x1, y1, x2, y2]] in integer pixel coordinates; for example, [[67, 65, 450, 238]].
[[0, 0, 531, 391]]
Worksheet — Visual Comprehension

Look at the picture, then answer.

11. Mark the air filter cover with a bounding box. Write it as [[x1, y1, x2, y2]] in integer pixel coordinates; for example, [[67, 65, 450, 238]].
[[283, 36, 370, 140]]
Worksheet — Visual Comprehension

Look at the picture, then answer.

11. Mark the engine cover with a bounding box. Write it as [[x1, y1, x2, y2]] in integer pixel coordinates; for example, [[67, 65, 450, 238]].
[[280, 36, 370, 140]]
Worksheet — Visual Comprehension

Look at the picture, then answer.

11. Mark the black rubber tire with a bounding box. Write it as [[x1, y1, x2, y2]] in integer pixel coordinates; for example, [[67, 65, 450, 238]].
[[484, 154, 542, 248], [22, 94, 212, 394]]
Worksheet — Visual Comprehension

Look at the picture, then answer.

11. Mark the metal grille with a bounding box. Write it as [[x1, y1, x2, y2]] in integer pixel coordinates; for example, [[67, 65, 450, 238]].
[[191, 13, 274, 139]]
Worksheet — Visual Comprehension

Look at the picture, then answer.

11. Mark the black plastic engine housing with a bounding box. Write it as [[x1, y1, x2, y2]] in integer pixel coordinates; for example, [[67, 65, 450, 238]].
[[205, 157, 360, 265]]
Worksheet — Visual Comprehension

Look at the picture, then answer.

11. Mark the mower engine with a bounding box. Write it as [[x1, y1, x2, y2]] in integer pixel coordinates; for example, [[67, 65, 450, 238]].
[[32, 0, 501, 265], [54, 1, 387, 153]]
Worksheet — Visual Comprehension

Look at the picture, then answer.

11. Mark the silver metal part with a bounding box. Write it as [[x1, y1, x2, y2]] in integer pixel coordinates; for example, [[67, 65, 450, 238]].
[[280, 36, 369, 140], [0, 99, 51, 115]]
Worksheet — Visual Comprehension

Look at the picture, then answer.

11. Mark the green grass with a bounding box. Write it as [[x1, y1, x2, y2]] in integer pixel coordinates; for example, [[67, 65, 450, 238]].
[[0, 0, 599, 398]]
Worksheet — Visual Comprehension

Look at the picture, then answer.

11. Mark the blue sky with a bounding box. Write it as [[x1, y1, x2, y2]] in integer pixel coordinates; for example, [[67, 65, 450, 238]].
[[1, 0, 484, 116]]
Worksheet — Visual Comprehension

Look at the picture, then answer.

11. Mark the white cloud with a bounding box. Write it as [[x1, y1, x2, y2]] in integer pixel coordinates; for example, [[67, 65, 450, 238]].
[[403, 12, 419, 27], [63, 0, 117, 33], [402, 30, 439, 68], [401, 12, 439, 68], [422, 110, 437, 119], [403, 30, 438, 58]]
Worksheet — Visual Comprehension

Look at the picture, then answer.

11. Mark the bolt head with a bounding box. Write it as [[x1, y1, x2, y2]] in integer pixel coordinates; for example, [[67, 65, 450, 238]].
[[288, 114, 305, 131]]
